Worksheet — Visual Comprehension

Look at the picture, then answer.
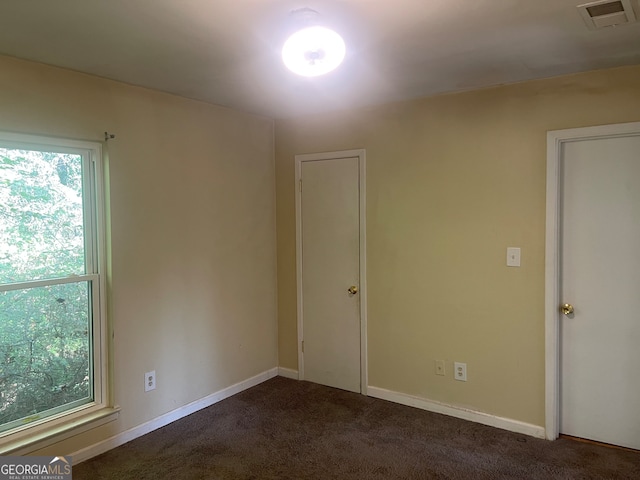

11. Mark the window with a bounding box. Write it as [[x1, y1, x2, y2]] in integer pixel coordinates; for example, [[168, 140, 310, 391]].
[[0, 132, 108, 441]]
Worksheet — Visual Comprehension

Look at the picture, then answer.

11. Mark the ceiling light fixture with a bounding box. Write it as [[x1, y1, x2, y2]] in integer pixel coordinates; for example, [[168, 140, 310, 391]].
[[282, 9, 346, 77]]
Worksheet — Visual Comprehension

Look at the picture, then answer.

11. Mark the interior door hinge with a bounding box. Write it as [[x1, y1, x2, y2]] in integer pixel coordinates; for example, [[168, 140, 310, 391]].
[[299, 179, 302, 192], [301, 340, 304, 353]]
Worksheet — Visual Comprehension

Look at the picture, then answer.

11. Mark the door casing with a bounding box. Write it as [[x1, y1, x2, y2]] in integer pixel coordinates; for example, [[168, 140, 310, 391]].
[[295, 149, 368, 394], [545, 121, 640, 440]]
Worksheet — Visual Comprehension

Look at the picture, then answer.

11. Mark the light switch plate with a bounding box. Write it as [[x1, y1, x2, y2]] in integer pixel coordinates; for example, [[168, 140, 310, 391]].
[[506, 247, 521, 267]]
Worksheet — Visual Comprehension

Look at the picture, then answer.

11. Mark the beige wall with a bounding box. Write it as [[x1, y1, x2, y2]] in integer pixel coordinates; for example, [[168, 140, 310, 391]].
[[0, 55, 277, 454], [3, 51, 640, 453], [275, 65, 640, 426]]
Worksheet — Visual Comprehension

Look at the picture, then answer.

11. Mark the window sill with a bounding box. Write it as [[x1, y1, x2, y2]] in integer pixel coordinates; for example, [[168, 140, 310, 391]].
[[0, 407, 120, 456]]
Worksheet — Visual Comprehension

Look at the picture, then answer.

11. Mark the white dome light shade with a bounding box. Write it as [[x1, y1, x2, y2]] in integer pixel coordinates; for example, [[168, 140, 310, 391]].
[[282, 26, 346, 77]]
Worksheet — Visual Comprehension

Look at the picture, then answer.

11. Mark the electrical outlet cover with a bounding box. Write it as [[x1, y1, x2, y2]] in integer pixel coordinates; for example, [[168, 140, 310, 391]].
[[454, 362, 467, 381], [145, 370, 156, 392]]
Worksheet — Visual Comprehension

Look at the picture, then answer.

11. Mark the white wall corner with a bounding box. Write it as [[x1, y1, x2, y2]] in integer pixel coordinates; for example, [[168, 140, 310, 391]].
[[71, 367, 278, 464], [277, 367, 299, 380], [367, 386, 546, 439]]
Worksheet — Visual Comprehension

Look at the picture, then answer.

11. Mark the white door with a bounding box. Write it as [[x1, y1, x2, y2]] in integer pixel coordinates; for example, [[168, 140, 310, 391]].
[[559, 133, 640, 450], [297, 152, 364, 393]]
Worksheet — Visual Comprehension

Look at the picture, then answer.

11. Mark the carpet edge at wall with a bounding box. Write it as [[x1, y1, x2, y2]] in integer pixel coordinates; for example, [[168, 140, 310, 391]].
[[72, 367, 279, 464], [367, 386, 546, 439]]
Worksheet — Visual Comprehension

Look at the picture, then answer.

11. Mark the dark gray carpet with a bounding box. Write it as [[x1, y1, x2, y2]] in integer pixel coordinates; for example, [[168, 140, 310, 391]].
[[74, 377, 640, 479]]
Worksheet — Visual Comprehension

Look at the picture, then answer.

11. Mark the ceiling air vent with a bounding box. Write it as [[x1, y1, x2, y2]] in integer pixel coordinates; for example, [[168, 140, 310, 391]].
[[578, 0, 637, 29]]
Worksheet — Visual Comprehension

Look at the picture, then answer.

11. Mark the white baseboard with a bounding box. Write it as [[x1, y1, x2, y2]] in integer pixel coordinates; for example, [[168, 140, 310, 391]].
[[72, 367, 278, 464], [367, 386, 545, 439], [277, 367, 299, 379]]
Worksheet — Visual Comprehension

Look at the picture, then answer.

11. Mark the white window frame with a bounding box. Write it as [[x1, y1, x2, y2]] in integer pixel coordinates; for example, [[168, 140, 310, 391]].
[[0, 131, 117, 454]]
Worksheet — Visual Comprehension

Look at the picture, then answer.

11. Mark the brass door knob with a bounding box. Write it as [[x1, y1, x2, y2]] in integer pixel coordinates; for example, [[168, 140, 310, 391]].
[[348, 286, 358, 295], [561, 303, 574, 315]]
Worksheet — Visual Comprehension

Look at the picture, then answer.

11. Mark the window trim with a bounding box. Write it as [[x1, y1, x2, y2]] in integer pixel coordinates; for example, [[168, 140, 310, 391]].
[[0, 131, 112, 450]]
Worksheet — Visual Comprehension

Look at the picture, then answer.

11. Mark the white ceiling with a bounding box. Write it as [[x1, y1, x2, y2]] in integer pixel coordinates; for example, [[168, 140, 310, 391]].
[[1, 0, 639, 118]]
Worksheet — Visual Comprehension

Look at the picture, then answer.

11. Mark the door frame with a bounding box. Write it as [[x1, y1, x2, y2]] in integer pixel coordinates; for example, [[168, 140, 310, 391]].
[[295, 149, 368, 394], [545, 121, 640, 440]]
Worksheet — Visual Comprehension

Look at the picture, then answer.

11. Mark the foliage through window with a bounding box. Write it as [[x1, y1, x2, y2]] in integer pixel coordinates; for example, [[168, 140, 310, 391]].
[[0, 133, 106, 437]]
